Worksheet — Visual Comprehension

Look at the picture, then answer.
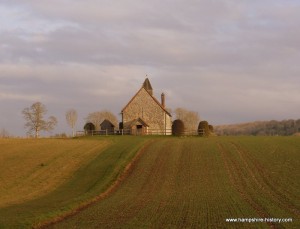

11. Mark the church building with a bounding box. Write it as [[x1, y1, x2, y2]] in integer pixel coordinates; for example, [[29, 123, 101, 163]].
[[121, 78, 172, 135]]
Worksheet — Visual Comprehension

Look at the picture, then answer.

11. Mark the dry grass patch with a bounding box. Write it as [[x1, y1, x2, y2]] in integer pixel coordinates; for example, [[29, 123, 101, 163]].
[[0, 138, 109, 207]]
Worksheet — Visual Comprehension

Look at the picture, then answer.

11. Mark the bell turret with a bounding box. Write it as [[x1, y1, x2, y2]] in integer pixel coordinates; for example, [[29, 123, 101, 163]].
[[143, 78, 153, 96]]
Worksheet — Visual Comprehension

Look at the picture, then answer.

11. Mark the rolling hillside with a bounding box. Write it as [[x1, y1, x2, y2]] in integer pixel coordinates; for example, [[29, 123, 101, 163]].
[[0, 136, 299, 228], [0, 138, 110, 208], [215, 119, 300, 136], [0, 137, 148, 228]]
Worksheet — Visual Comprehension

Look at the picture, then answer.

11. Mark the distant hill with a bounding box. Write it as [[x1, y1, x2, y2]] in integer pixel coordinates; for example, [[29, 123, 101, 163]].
[[215, 119, 300, 136]]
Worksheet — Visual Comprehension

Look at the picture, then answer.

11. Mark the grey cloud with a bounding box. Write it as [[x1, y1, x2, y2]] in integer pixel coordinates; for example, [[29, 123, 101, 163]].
[[2, 0, 298, 68], [0, 0, 300, 136]]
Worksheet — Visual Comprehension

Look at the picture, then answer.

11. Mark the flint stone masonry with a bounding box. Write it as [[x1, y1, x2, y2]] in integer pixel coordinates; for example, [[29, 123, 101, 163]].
[[121, 79, 172, 134]]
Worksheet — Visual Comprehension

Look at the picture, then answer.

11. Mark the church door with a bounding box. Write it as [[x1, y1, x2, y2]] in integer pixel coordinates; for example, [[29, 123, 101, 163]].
[[136, 125, 143, 135]]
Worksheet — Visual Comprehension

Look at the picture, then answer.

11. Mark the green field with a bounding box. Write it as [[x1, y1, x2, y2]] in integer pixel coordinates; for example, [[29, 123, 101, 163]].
[[0, 136, 299, 228]]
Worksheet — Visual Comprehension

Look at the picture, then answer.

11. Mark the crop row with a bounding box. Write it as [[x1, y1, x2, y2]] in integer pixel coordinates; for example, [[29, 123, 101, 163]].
[[52, 137, 300, 228]]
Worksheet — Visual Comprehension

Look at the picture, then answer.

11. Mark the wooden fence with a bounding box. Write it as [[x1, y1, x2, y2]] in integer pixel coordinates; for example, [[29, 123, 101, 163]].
[[76, 130, 112, 136], [76, 129, 205, 136]]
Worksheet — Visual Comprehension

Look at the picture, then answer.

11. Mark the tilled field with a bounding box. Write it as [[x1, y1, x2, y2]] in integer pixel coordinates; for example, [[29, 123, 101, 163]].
[[49, 137, 300, 229]]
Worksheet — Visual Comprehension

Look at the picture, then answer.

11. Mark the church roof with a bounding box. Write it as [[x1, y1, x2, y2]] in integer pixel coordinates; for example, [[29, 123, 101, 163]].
[[121, 79, 171, 117]]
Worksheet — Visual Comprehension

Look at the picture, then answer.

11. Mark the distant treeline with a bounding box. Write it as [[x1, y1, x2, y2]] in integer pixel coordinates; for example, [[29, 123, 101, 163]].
[[215, 119, 300, 136]]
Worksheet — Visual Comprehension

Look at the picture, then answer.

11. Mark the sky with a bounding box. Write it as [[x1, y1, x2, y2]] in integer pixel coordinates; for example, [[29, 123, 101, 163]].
[[0, 0, 299, 137]]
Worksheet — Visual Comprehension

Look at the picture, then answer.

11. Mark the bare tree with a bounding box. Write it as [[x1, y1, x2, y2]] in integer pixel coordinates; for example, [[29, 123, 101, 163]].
[[66, 109, 78, 137], [22, 102, 57, 138], [85, 110, 118, 130], [175, 108, 200, 131]]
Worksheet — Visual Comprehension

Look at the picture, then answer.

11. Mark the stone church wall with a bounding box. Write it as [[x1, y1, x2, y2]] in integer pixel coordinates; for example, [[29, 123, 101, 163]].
[[123, 88, 171, 132]]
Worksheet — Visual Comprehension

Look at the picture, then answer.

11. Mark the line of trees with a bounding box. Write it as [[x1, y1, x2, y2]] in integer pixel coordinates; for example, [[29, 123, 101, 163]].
[[21, 102, 80, 138], [21, 102, 213, 138], [215, 119, 300, 136], [21, 102, 119, 138], [19, 102, 299, 137]]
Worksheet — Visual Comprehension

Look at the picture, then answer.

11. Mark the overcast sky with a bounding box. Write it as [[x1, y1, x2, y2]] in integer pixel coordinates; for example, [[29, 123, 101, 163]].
[[1, 0, 299, 136]]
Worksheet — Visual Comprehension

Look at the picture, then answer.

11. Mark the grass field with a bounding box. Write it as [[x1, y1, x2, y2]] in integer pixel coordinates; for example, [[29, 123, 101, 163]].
[[0, 136, 299, 228], [0, 136, 148, 228]]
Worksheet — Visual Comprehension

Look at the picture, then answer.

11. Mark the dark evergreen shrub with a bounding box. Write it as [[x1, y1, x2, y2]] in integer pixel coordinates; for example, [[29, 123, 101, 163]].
[[84, 122, 95, 133], [172, 119, 185, 136], [198, 121, 209, 136]]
